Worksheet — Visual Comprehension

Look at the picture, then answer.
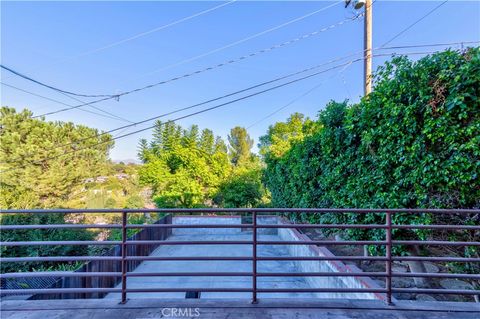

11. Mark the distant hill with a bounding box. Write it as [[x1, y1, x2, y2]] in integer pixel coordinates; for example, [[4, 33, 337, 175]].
[[112, 158, 141, 165]]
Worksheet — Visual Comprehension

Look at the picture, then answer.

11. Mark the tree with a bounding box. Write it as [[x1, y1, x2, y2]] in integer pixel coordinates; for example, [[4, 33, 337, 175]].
[[0, 107, 114, 209], [138, 123, 231, 208], [215, 161, 265, 208], [259, 112, 314, 158], [137, 139, 150, 163], [228, 126, 254, 166], [199, 129, 215, 154]]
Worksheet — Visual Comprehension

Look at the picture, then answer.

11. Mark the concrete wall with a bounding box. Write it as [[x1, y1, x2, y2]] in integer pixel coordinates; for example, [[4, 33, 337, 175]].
[[277, 226, 385, 300]]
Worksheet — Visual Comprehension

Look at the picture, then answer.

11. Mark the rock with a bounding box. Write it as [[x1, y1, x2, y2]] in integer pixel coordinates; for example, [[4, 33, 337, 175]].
[[392, 262, 409, 273], [439, 279, 474, 290], [393, 277, 415, 288], [424, 262, 440, 273], [416, 294, 437, 302]]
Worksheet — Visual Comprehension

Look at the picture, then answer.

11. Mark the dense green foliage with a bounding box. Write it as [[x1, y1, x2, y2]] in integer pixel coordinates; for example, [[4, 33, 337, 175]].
[[0, 109, 139, 272], [0, 213, 94, 272], [138, 121, 266, 208], [261, 49, 480, 249], [214, 160, 266, 208], [138, 121, 231, 207], [0, 107, 113, 209]]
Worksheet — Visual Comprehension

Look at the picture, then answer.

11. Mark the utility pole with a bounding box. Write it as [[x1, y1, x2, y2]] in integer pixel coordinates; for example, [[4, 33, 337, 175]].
[[364, 0, 372, 95], [345, 0, 372, 95]]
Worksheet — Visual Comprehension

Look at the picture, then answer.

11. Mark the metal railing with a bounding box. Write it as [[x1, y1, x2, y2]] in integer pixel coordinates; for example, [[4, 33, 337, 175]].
[[1, 208, 479, 305]]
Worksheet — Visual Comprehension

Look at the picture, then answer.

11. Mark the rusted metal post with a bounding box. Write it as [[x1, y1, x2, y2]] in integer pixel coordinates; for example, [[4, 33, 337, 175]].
[[385, 211, 393, 305], [121, 211, 127, 304], [252, 211, 258, 304]]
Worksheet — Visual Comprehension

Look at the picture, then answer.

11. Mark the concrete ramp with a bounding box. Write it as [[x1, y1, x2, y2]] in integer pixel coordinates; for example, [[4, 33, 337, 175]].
[[106, 216, 383, 300], [106, 232, 316, 299]]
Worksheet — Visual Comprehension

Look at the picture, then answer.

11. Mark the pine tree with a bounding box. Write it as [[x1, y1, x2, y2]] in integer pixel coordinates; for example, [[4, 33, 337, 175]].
[[227, 126, 253, 166]]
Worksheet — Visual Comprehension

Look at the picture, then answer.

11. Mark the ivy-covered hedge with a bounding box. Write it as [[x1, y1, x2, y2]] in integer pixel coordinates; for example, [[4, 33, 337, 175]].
[[262, 48, 479, 248]]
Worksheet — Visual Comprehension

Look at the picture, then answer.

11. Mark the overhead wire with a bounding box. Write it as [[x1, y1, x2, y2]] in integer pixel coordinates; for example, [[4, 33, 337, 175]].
[[0, 1, 342, 100], [1, 0, 237, 81], [246, 61, 354, 129], [68, 0, 237, 59], [381, 0, 449, 48], [1, 49, 450, 172], [131, 1, 344, 80], [1, 82, 131, 122], [3, 40, 476, 166], [12, 10, 357, 118], [245, 0, 462, 129]]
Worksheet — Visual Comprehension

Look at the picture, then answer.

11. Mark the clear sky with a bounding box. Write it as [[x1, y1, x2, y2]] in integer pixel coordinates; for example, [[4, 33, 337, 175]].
[[1, 0, 479, 161]]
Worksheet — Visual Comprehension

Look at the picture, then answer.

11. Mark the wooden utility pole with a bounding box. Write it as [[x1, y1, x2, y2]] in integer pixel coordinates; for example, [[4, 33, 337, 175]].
[[364, 0, 372, 95]]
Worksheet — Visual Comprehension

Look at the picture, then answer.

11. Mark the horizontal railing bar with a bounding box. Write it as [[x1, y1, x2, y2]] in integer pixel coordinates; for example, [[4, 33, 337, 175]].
[[257, 256, 388, 261], [0, 256, 122, 262], [2, 271, 476, 280], [0, 241, 121, 246], [0, 288, 122, 295], [4, 287, 476, 295], [257, 272, 387, 277], [257, 240, 387, 246], [0, 224, 122, 230], [0, 272, 122, 278], [126, 272, 252, 277], [3, 256, 475, 263], [391, 288, 480, 295], [125, 256, 253, 261], [122, 272, 388, 277], [0, 256, 390, 262], [125, 288, 253, 293], [256, 288, 386, 293], [126, 224, 253, 229], [2, 224, 478, 231], [393, 225, 480, 230], [2, 208, 479, 214], [392, 240, 480, 246], [258, 224, 388, 229], [125, 240, 253, 245], [393, 256, 480, 262], [392, 273, 480, 279]]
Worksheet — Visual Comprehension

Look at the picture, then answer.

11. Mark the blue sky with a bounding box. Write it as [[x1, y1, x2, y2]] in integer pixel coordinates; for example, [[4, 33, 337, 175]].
[[1, 1, 479, 161]]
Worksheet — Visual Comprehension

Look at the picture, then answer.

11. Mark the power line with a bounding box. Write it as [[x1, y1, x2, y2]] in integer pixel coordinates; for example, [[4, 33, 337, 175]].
[[1, 49, 447, 172], [1, 1, 237, 82], [380, 40, 479, 51], [0, 65, 113, 98], [18, 52, 364, 159], [131, 1, 344, 80], [246, 61, 354, 129], [3, 42, 474, 165], [381, 0, 449, 48], [55, 91, 134, 124], [31, 36, 475, 121], [1, 1, 342, 101], [13, 11, 354, 118], [67, 1, 237, 60], [245, 0, 469, 129], [2, 58, 360, 172], [1, 82, 131, 122]]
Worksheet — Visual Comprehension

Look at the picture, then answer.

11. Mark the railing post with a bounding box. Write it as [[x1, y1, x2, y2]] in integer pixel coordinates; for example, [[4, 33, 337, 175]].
[[252, 210, 258, 304], [121, 211, 127, 304], [385, 211, 393, 305]]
